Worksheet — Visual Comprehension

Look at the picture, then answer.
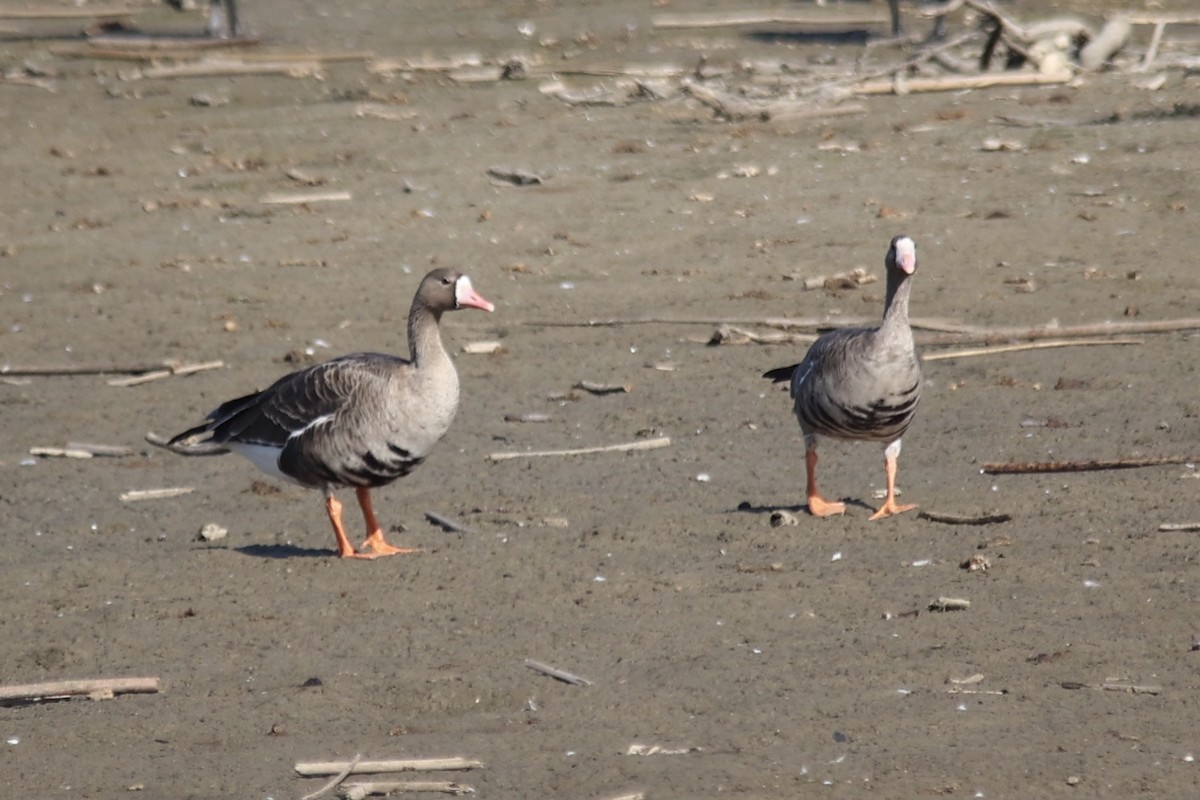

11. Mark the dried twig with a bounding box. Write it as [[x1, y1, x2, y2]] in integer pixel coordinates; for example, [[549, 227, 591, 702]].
[[0, 676, 160, 705], [575, 380, 631, 395], [982, 455, 1199, 475], [1159, 522, 1200, 532], [922, 337, 1142, 362], [139, 60, 323, 79], [2, 362, 172, 377], [0, 5, 134, 19], [107, 359, 224, 387], [295, 758, 483, 777], [652, 10, 887, 28], [260, 190, 352, 205], [29, 446, 94, 459], [66, 442, 134, 457], [120, 487, 195, 502], [1060, 681, 1161, 695], [488, 436, 670, 462], [853, 68, 1072, 96], [918, 510, 1012, 525], [929, 597, 971, 611], [340, 781, 475, 799], [425, 511, 477, 535], [524, 658, 592, 686], [301, 754, 362, 800]]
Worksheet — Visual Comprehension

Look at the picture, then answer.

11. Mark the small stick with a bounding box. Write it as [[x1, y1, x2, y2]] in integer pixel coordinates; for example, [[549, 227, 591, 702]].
[[66, 442, 134, 457], [107, 359, 224, 387], [29, 447, 94, 459], [0, 676, 159, 704], [340, 780, 475, 798], [295, 758, 483, 777], [145, 431, 229, 456], [260, 190, 352, 205], [1138, 22, 1166, 71], [503, 412, 552, 423], [923, 338, 1141, 362], [1158, 522, 1200, 532], [425, 511, 477, 535], [139, 61, 323, 80], [1060, 681, 1161, 695], [120, 487, 195, 502], [488, 436, 670, 462], [918, 510, 1012, 526], [929, 597, 971, 612], [854, 69, 1072, 96], [653, 10, 887, 28], [982, 455, 1200, 475], [575, 381, 631, 395], [0, 6, 134, 19], [2, 362, 170, 377], [301, 753, 362, 800], [524, 658, 592, 686]]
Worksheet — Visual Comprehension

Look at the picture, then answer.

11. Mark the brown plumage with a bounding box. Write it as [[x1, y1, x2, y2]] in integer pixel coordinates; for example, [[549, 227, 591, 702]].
[[169, 268, 494, 558], [764, 235, 921, 519]]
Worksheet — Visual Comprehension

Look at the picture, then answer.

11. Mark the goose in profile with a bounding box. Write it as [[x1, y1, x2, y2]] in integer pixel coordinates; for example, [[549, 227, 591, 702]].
[[168, 268, 494, 558], [764, 235, 921, 519]]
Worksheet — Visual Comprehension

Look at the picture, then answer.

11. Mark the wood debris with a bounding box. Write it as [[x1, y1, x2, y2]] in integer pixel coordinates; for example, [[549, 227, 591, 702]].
[[929, 597, 971, 612], [340, 781, 475, 798], [982, 455, 1200, 475], [524, 658, 592, 686], [119, 487, 195, 502], [295, 757, 484, 777], [488, 436, 670, 462], [919, 510, 1012, 525], [0, 676, 160, 705]]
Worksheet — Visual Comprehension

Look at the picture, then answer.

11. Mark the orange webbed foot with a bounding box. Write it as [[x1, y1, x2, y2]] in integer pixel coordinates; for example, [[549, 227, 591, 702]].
[[359, 530, 421, 557], [806, 494, 847, 518], [868, 499, 918, 520]]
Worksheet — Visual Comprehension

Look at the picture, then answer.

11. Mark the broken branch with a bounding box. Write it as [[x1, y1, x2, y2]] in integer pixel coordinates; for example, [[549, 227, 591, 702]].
[[0, 676, 160, 704], [524, 658, 593, 686], [295, 758, 483, 777], [982, 455, 1199, 475], [488, 436, 670, 462]]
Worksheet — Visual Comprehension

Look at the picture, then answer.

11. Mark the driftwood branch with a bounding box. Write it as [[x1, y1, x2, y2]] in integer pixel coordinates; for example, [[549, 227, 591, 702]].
[[295, 758, 483, 777], [488, 436, 670, 462], [0, 5, 134, 19], [301, 754, 362, 800], [524, 658, 593, 686], [918, 510, 1012, 525], [921, 338, 1141, 362], [982, 455, 1199, 475], [340, 781, 475, 799], [119, 487, 195, 502], [652, 10, 888, 29], [0, 676, 160, 705], [424, 511, 477, 535], [1159, 522, 1200, 532]]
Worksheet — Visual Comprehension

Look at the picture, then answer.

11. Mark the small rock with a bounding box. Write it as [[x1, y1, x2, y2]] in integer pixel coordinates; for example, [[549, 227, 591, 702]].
[[198, 523, 228, 542]]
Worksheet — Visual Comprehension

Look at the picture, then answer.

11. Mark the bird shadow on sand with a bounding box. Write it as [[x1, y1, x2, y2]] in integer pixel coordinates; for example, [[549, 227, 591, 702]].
[[732, 499, 876, 515], [232, 543, 333, 559]]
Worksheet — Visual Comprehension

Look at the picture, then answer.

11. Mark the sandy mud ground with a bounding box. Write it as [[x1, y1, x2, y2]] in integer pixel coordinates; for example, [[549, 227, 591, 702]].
[[2, 1, 1199, 798]]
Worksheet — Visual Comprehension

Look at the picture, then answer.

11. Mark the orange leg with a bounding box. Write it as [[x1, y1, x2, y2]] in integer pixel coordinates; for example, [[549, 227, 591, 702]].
[[868, 451, 918, 520], [355, 487, 420, 556], [805, 447, 846, 517], [324, 492, 378, 559]]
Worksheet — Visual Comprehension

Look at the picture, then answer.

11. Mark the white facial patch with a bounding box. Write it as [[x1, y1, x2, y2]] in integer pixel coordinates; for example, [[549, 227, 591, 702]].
[[455, 275, 475, 308], [894, 236, 916, 274]]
